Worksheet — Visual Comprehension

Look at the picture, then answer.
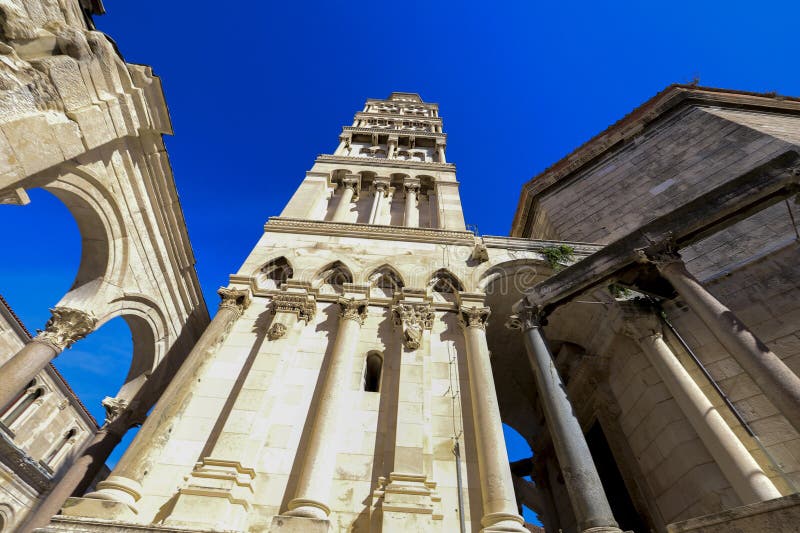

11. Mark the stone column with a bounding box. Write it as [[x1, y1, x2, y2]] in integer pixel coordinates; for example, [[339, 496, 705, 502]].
[[369, 177, 391, 224], [641, 243, 800, 434], [165, 290, 317, 531], [403, 178, 421, 228], [20, 399, 140, 532], [65, 288, 251, 519], [276, 297, 368, 529], [379, 300, 442, 529], [507, 302, 621, 533], [387, 135, 398, 159], [332, 174, 360, 222], [616, 302, 780, 504], [458, 302, 527, 532], [436, 142, 446, 164], [0, 307, 96, 410]]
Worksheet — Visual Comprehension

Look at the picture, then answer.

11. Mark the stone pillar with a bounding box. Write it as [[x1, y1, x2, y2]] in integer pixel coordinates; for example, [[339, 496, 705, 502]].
[[332, 174, 360, 222], [436, 142, 446, 164], [617, 303, 781, 504], [369, 177, 391, 224], [0, 307, 96, 410], [273, 297, 368, 531], [165, 290, 317, 531], [507, 302, 621, 533], [642, 243, 800, 434], [378, 299, 442, 530], [387, 135, 398, 159], [62, 288, 251, 520], [20, 399, 140, 532], [403, 178, 420, 228], [458, 299, 527, 532]]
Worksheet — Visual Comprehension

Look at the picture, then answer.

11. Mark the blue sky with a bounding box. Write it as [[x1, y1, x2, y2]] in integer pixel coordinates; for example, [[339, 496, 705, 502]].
[[2, 0, 800, 524]]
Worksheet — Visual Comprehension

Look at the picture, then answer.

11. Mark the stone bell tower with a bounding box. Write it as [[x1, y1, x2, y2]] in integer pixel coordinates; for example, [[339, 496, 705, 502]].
[[54, 93, 535, 532]]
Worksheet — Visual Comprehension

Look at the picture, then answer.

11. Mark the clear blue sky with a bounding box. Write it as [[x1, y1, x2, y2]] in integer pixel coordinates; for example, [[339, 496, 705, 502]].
[[2, 0, 799, 524]]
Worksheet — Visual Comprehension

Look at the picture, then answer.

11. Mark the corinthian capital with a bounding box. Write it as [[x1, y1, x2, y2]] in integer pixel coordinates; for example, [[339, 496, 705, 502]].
[[34, 307, 97, 351], [458, 305, 491, 330], [505, 301, 546, 332], [338, 298, 369, 325], [635, 236, 683, 269], [217, 287, 251, 316], [101, 396, 129, 425], [392, 303, 434, 350]]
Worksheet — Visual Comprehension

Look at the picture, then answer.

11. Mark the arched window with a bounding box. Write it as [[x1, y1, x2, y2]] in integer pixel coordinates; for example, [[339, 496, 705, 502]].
[[45, 428, 77, 466], [363, 352, 383, 392], [258, 257, 293, 289], [368, 265, 405, 293], [429, 269, 465, 293], [1, 383, 43, 428], [317, 261, 353, 286]]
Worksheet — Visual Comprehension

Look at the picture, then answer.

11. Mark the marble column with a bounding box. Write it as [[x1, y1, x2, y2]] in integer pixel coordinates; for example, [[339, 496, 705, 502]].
[[387, 135, 398, 159], [21, 400, 140, 532], [642, 243, 800, 434], [332, 174, 360, 222], [507, 302, 621, 533], [403, 178, 420, 228], [617, 302, 780, 504], [68, 287, 251, 517], [369, 177, 391, 224], [0, 307, 96, 410], [165, 290, 316, 530], [459, 303, 527, 532], [279, 297, 368, 526], [436, 142, 446, 163]]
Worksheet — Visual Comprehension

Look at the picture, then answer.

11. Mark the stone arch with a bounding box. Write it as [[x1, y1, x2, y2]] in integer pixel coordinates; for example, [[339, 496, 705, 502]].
[[313, 260, 354, 289], [366, 264, 405, 292], [255, 256, 294, 289], [363, 350, 383, 392], [428, 268, 465, 293]]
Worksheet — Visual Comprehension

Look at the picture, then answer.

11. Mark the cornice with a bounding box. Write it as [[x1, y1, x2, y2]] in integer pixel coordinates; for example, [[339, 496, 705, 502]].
[[481, 235, 603, 257], [355, 111, 442, 124], [316, 154, 456, 171], [0, 429, 52, 493], [342, 126, 446, 139], [510, 84, 800, 237], [367, 97, 439, 109], [264, 217, 475, 245]]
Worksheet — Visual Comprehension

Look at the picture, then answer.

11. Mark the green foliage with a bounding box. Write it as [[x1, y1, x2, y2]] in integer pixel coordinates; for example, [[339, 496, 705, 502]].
[[607, 283, 632, 299], [541, 244, 575, 271]]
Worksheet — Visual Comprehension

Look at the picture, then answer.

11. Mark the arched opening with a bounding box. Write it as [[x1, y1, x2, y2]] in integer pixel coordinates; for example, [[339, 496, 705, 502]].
[[44, 427, 78, 466], [257, 256, 293, 289], [1, 383, 43, 428], [368, 265, 405, 296], [315, 260, 353, 294], [363, 351, 383, 392], [429, 268, 464, 293], [503, 423, 543, 528]]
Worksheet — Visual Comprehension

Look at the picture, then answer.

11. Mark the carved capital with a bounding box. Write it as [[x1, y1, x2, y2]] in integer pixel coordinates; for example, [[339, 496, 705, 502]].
[[34, 307, 97, 352], [272, 292, 317, 323], [101, 396, 129, 426], [635, 236, 683, 270], [338, 298, 368, 325], [342, 175, 361, 199], [267, 322, 288, 341], [458, 305, 491, 330], [392, 303, 434, 350], [217, 287, 251, 316], [373, 177, 391, 196], [505, 302, 546, 332]]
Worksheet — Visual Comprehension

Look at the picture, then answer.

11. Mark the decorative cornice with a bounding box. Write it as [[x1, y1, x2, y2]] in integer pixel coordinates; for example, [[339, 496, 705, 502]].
[[265, 217, 475, 245], [0, 429, 51, 493], [33, 307, 97, 352], [271, 292, 317, 323], [316, 154, 455, 171]]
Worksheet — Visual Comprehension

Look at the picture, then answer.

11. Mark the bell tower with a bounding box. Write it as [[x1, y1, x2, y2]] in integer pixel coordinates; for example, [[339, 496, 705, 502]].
[[280, 92, 467, 230]]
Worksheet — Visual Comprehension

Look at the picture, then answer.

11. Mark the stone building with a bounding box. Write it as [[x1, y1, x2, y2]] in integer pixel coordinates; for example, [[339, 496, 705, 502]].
[[2, 1, 800, 533], [0, 295, 100, 530]]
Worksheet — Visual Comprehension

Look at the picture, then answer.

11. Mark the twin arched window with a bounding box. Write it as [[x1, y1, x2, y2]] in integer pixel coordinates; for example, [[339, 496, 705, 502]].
[[1, 381, 43, 428]]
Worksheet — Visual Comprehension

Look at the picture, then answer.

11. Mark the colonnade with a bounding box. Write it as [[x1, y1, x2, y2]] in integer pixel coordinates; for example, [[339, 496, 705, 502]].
[[330, 174, 430, 228]]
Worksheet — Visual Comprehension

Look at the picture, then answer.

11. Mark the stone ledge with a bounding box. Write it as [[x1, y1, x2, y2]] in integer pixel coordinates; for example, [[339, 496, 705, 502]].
[[264, 217, 475, 244], [667, 493, 800, 533], [39, 515, 218, 532]]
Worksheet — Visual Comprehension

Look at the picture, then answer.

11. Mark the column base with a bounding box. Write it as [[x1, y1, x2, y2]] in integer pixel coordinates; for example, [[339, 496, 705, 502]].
[[480, 511, 529, 532], [78, 475, 142, 514], [372, 473, 443, 532], [162, 458, 255, 531], [269, 514, 331, 533], [59, 496, 137, 522]]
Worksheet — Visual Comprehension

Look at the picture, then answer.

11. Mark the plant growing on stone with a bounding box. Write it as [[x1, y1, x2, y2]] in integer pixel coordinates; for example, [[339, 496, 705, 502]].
[[541, 244, 575, 271]]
